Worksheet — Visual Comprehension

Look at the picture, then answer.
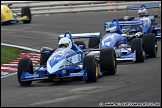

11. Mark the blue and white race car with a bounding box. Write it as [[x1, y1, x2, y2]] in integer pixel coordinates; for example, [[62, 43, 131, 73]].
[[103, 18, 158, 62], [117, 3, 161, 38], [17, 31, 117, 86]]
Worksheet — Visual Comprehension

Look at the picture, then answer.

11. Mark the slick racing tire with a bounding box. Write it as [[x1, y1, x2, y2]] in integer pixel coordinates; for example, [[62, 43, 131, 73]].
[[131, 38, 145, 63], [142, 33, 157, 58], [74, 41, 86, 49], [21, 6, 32, 23], [100, 48, 117, 75], [83, 55, 98, 82], [40, 47, 53, 65], [88, 38, 100, 48], [17, 58, 33, 86]]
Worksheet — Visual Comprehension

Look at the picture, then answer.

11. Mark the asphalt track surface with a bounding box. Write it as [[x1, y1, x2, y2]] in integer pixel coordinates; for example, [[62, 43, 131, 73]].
[[1, 10, 161, 107]]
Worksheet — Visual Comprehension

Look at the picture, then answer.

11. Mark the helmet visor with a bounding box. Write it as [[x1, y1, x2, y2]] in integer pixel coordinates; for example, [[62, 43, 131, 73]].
[[59, 43, 69, 48]]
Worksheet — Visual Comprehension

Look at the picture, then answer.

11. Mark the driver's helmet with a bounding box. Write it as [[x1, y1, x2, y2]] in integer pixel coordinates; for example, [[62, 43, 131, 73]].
[[124, 16, 130, 21], [134, 32, 143, 38], [138, 7, 148, 17], [106, 23, 118, 33], [58, 37, 72, 49]]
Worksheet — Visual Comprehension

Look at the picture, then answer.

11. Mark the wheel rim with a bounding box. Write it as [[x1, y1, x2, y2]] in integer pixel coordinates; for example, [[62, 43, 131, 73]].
[[155, 43, 158, 56], [113, 56, 116, 68], [95, 62, 98, 77]]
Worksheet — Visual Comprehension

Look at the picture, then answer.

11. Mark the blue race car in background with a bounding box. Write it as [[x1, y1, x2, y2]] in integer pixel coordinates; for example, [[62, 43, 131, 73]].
[[17, 31, 117, 86], [1, 3, 31, 24], [103, 18, 158, 62], [117, 3, 161, 38]]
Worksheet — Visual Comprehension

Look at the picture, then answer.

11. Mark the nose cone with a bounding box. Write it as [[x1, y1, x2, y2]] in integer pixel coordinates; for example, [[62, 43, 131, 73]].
[[1, 5, 13, 20], [46, 48, 77, 74], [48, 54, 64, 68]]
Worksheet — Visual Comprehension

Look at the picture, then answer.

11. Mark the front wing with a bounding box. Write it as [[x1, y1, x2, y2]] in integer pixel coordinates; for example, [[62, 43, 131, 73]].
[[1, 16, 30, 23], [20, 65, 88, 82]]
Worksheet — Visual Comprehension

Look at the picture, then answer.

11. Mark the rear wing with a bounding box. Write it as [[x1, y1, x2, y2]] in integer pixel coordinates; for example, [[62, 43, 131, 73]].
[[58, 31, 102, 50], [104, 18, 143, 31], [58, 31, 101, 41], [126, 3, 160, 10]]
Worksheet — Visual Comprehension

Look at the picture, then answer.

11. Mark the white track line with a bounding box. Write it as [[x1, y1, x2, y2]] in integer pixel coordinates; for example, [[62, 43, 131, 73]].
[[1, 72, 17, 78]]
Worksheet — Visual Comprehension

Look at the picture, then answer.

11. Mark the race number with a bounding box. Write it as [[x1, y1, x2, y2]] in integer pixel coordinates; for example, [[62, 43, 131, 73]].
[[105, 42, 111, 46], [6, 10, 10, 13]]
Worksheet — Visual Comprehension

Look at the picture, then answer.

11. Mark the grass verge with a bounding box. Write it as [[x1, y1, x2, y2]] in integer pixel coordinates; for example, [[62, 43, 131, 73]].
[[1, 45, 31, 65]]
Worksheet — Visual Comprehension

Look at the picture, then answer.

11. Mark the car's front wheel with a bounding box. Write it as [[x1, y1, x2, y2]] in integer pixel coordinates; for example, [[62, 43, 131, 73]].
[[100, 48, 117, 75], [131, 38, 145, 63], [17, 58, 33, 86], [83, 55, 98, 82]]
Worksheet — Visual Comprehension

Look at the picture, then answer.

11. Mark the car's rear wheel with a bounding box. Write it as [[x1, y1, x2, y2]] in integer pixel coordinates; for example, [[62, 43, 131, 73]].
[[131, 38, 145, 63], [74, 41, 86, 49], [100, 48, 117, 75], [17, 58, 33, 86], [83, 55, 98, 82], [40, 47, 53, 65], [88, 38, 100, 48], [142, 33, 157, 58], [21, 6, 31, 23]]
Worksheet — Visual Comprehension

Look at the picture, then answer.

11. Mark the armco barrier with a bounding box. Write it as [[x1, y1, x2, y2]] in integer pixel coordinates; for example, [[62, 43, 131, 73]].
[[1, 1, 161, 15]]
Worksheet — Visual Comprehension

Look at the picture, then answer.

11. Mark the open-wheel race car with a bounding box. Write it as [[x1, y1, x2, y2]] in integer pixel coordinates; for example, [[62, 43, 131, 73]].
[[17, 31, 117, 86], [117, 3, 161, 38], [102, 18, 158, 63], [1, 3, 31, 24]]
